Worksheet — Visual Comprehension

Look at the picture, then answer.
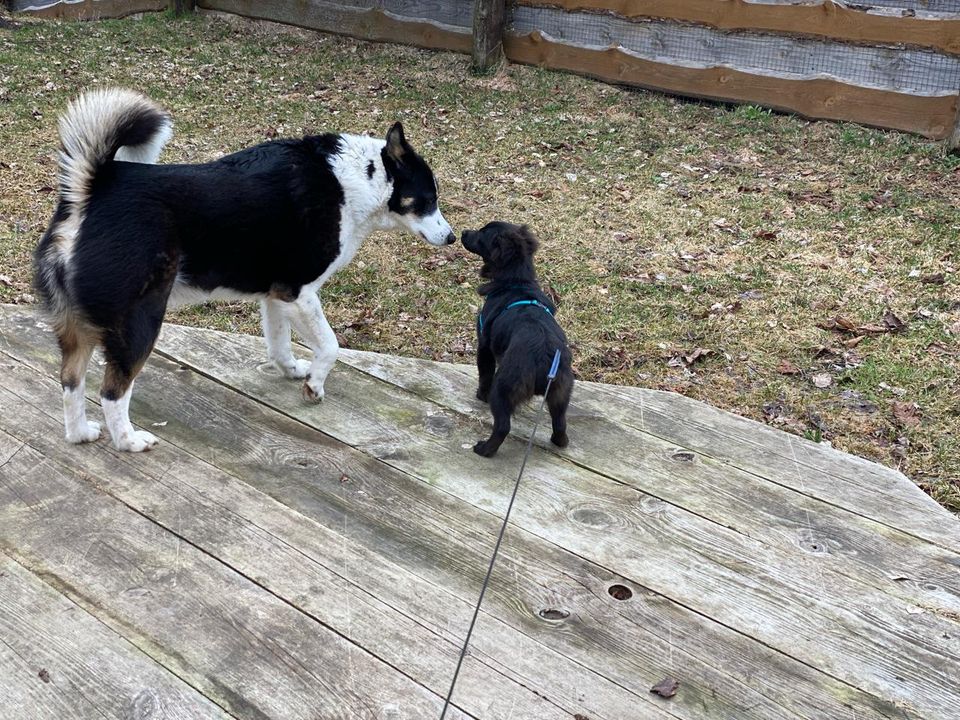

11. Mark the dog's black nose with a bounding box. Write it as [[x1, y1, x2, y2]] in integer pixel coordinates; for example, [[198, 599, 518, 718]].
[[445, 232, 456, 245]]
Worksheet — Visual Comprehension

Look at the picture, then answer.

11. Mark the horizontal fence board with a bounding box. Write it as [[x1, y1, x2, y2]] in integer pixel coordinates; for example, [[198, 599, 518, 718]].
[[196, 0, 472, 52], [382, 0, 473, 28], [12, 0, 958, 141], [504, 31, 959, 138], [12, 0, 166, 17], [841, 0, 960, 11], [516, 0, 960, 55], [511, 6, 960, 95]]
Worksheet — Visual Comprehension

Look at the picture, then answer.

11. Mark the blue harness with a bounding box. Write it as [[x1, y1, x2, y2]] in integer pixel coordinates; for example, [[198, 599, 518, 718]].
[[477, 299, 554, 336]]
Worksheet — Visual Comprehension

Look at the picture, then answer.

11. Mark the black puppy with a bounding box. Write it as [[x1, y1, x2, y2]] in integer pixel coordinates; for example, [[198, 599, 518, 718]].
[[461, 222, 573, 457]]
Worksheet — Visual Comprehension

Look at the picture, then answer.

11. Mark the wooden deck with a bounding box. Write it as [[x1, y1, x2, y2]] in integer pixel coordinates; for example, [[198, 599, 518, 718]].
[[1, 303, 959, 720]]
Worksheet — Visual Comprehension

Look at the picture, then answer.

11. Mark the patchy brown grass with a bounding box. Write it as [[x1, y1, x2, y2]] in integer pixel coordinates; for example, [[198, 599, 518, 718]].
[[1, 10, 957, 510]]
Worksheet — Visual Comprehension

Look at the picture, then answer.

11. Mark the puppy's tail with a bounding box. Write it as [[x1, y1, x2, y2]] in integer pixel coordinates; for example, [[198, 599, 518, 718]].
[[57, 87, 173, 211]]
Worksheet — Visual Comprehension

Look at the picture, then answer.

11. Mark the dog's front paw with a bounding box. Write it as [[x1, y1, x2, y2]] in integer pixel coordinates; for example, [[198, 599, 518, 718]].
[[473, 440, 497, 458], [278, 358, 311, 379], [550, 431, 569, 448], [115, 430, 159, 453], [302, 377, 325, 403], [476, 388, 489, 403], [66, 420, 102, 444]]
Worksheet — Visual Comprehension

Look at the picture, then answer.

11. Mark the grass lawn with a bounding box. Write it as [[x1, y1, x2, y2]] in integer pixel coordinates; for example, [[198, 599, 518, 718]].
[[1, 9, 958, 510]]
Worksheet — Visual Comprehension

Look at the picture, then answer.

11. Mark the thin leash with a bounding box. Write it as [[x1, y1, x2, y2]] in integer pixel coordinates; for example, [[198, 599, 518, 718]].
[[439, 348, 562, 720]]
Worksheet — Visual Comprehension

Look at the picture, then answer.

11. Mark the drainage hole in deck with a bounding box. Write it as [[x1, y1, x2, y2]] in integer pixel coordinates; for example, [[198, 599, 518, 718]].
[[608, 584, 633, 601]]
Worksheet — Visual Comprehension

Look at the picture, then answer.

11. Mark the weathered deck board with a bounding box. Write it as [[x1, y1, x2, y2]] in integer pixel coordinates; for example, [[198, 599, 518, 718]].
[[337, 347, 958, 551], [336, 349, 960, 625], [0, 550, 229, 720], [0, 357, 619, 719], [0, 432, 476, 720], [2, 304, 959, 720], [151, 322, 960, 720], [0, 370, 476, 719], [0, 309, 895, 720], [333, 348, 960, 617]]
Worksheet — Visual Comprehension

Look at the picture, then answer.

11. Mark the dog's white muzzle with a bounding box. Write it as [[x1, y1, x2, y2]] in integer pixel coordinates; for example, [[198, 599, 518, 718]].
[[403, 208, 456, 246]]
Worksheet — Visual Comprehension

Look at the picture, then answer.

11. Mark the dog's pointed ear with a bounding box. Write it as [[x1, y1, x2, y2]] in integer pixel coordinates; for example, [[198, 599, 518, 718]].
[[385, 122, 407, 163]]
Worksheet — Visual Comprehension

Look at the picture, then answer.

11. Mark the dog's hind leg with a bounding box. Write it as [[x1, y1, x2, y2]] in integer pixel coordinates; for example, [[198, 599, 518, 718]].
[[547, 375, 571, 448], [474, 382, 513, 458], [476, 346, 495, 402], [288, 290, 338, 403], [260, 298, 310, 379], [100, 300, 166, 452], [58, 325, 101, 444]]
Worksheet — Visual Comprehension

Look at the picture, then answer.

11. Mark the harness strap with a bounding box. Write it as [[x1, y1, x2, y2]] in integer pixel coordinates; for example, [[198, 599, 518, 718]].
[[478, 299, 554, 336]]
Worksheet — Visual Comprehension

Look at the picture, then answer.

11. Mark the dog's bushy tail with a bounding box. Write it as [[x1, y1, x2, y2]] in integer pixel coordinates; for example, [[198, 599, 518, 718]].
[[35, 89, 172, 331], [58, 87, 173, 211]]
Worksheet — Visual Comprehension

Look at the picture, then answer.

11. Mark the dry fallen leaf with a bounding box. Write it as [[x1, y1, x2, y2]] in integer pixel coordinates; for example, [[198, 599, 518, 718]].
[[650, 677, 680, 698], [777, 360, 801, 375], [891, 401, 921, 428], [817, 316, 858, 333], [812, 372, 833, 389], [683, 347, 712, 366], [820, 312, 907, 336], [882, 311, 907, 333]]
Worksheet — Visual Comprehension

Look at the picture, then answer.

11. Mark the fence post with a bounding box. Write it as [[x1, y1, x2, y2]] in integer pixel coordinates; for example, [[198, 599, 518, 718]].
[[169, 0, 195, 15], [950, 104, 960, 151], [472, 0, 506, 72]]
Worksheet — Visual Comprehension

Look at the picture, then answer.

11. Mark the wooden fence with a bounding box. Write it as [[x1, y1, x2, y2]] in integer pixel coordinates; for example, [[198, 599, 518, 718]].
[[10, 0, 960, 144]]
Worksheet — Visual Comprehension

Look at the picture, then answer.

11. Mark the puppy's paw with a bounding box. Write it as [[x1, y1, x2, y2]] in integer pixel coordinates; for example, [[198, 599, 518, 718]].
[[66, 420, 102, 444], [550, 431, 569, 448], [476, 387, 490, 403], [302, 377, 325, 403], [278, 358, 311, 379], [115, 430, 159, 453], [473, 440, 497, 458]]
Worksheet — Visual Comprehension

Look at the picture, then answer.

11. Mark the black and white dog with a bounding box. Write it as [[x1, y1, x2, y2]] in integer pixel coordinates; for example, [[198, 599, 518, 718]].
[[461, 222, 573, 457], [35, 88, 455, 452]]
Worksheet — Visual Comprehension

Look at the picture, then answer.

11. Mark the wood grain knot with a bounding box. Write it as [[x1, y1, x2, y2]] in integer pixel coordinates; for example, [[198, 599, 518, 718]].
[[423, 412, 455, 437], [671, 450, 695, 462], [128, 688, 161, 718], [797, 530, 831, 555], [538, 608, 570, 621], [570, 505, 615, 529], [608, 584, 633, 601], [279, 452, 319, 470]]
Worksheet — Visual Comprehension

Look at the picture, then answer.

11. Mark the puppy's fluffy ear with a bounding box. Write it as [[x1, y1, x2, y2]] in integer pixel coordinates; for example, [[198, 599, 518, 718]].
[[514, 224, 539, 257], [385, 122, 407, 163], [491, 224, 538, 266]]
